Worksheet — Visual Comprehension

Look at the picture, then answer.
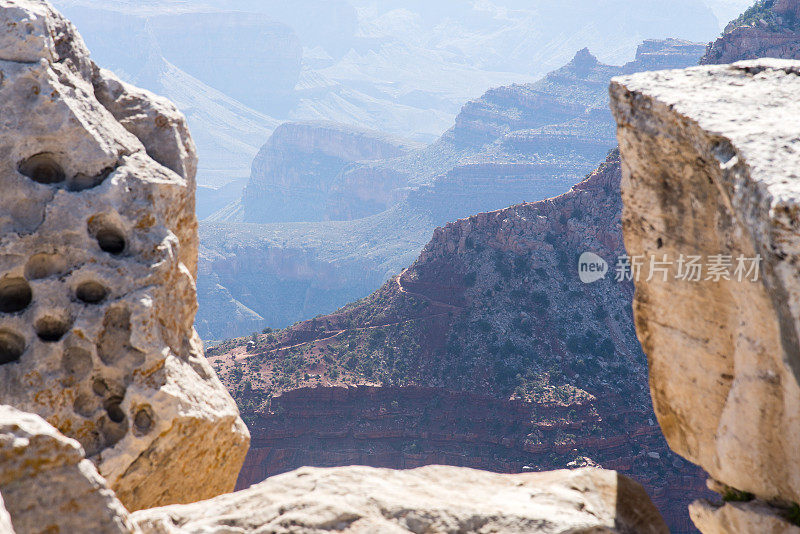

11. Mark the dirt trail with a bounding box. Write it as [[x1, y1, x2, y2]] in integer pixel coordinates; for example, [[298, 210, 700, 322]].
[[246, 272, 466, 355], [396, 269, 464, 312]]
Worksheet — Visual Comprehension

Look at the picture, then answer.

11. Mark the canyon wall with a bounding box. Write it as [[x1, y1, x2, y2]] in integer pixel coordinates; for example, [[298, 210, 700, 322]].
[[0, 0, 249, 511], [0, 2, 672, 533], [701, 0, 800, 63], [209, 151, 710, 533], [198, 40, 705, 340], [611, 59, 800, 532]]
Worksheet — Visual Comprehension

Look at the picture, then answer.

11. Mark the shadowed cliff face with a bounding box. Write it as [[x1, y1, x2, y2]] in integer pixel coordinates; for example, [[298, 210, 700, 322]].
[[209, 152, 712, 533], [198, 40, 706, 341]]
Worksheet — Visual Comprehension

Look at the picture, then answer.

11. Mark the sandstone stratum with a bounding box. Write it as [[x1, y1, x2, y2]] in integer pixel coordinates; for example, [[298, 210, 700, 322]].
[[611, 59, 800, 532], [0, 1, 672, 533]]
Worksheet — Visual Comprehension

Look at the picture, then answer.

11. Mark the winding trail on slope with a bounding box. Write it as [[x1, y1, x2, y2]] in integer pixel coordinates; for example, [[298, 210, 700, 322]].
[[396, 269, 465, 312], [260, 272, 466, 354]]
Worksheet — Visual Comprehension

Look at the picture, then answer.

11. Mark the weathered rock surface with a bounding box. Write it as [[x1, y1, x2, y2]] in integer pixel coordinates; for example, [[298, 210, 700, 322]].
[[690, 498, 800, 534], [132, 465, 668, 534], [0, 0, 248, 511], [701, 0, 800, 64], [611, 59, 800, 530], [0, 405, 132, 534]]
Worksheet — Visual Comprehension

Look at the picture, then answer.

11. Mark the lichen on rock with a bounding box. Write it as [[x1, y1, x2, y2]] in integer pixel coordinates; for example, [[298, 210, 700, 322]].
[[611, 59, 800, 531], [0, 0, 248, 511]]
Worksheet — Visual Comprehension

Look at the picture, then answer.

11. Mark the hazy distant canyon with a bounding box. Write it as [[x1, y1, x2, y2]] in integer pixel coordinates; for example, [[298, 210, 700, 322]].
[[197, 39, 705, 340]]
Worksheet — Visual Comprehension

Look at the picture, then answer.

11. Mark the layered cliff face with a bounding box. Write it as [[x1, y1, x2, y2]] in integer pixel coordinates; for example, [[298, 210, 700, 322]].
[[623, 38, 709, 73], [0, 0, 248, 511], [199, 40, 706, 340], [241, 122, 420, 223], [611, 59, 800, 532], [0, 402, 669, 534], [701, 0, 800, 63], [209, 152, 711, 532]]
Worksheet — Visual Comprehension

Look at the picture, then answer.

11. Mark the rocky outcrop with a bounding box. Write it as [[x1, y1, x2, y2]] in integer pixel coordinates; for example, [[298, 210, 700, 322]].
[[701, 0, 800, 64], [0, 0, 248, 511], [611, 59, 800, 531], [0, 405, 133, 534], [241, 121, 420, 223], [132, 465, 668, 534]]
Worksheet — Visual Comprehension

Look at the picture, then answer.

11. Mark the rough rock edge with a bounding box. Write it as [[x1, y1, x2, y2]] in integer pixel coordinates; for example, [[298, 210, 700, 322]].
[[131, 465, 669, 534], [610, 59, 800, 530], [0, 405, 134, 534]]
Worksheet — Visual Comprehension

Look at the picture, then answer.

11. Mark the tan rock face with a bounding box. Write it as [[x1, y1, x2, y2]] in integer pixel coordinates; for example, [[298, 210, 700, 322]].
[[690, 499, 800, 534], [132, 465, 669, 534], [610, 59, 800, 529], [0, 0, 249, 511], [0, 405, 132, 534]]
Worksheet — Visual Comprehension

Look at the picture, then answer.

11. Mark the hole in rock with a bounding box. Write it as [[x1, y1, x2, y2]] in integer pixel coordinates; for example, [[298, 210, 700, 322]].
[[656, 238, 663, 249], [104, 396, 125, 423], [97, 306, 144, 367], [25, 253, 66, 280], [35, 313, 72, 342], [95, 227, 126, 255], [92, 378, 108, 397], [133, 406, 154, 435], [0, 330, 25, 364], [62, 347, 93, 377], [82, 430, 104, 458], [69, 167, 114, 192], [0, 278, 32, 313], [76, 281, 108, 304], [18, 153, 65, 184], [73, 393, 99, 418]]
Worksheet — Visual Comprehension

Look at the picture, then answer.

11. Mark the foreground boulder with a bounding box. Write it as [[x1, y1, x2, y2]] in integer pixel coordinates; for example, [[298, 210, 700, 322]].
[[611, 59, 800, 531], [0, 0, 248, 511], [132, 465, 668, 533], [0, 405, 132, 533]]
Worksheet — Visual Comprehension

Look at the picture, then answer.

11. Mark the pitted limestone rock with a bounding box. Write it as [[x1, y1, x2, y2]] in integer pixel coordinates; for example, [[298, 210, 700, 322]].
[[611, 59, 800, 530], [0, 0, 249, 511], [0, 405, 133, 534]]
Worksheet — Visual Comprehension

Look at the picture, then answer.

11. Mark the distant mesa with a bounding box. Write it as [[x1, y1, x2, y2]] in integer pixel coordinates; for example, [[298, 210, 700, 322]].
[[241, 121, 422, 224]]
